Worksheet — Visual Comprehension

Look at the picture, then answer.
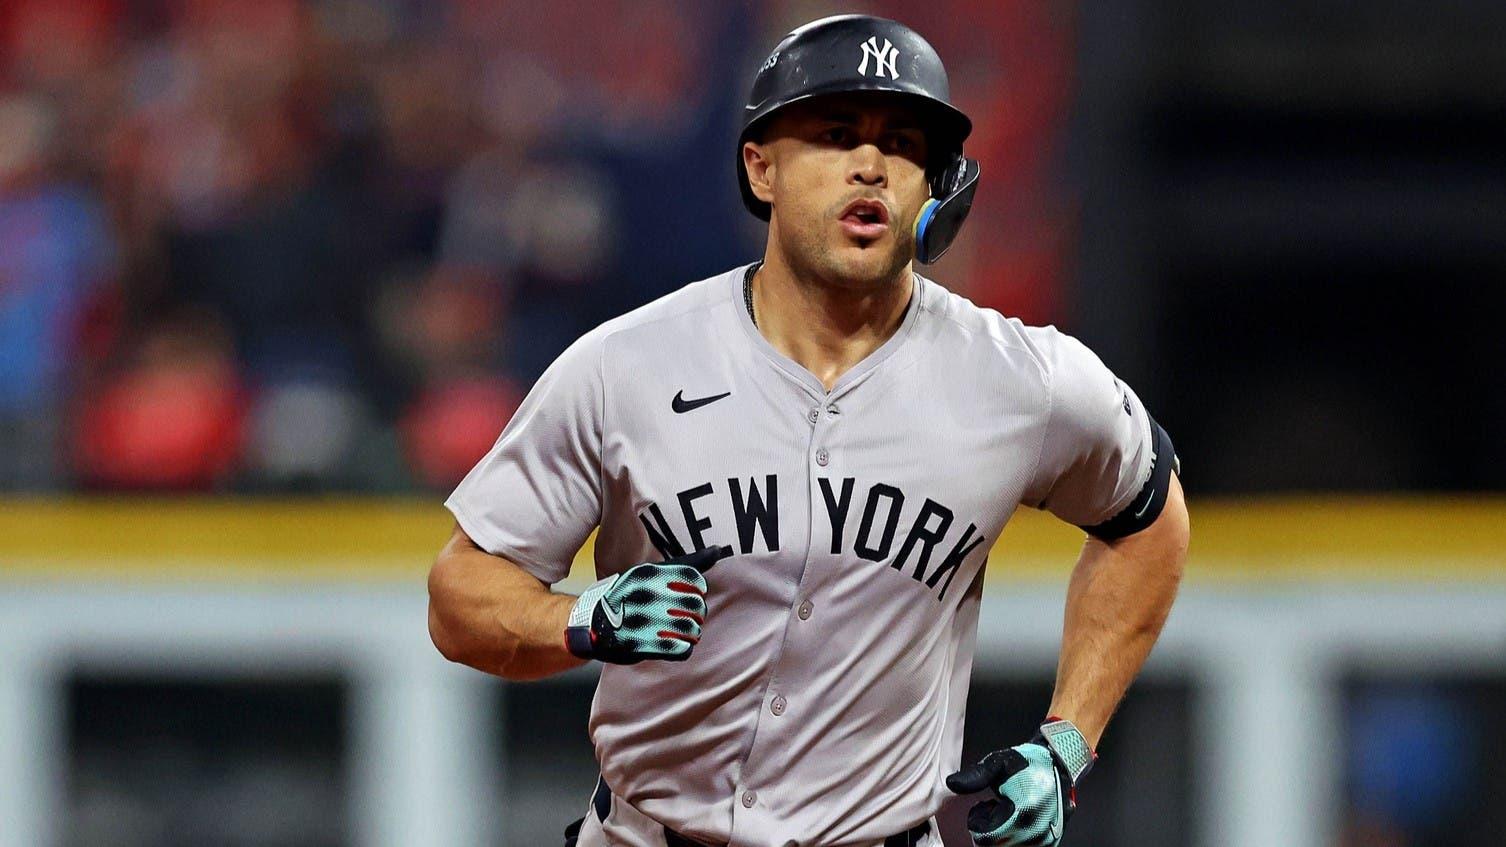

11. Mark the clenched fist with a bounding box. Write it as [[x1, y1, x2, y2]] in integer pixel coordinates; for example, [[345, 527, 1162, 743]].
[[564, 546, 728, 664]]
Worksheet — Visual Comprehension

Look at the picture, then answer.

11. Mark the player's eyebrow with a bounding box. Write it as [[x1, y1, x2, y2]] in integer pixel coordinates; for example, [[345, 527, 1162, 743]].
[[817, 109, 862, 124], [817, 109, 922, 131]]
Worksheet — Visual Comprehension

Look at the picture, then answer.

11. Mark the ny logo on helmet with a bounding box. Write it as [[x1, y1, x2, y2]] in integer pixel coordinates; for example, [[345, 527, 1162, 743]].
[[858, 36, 899, 79]]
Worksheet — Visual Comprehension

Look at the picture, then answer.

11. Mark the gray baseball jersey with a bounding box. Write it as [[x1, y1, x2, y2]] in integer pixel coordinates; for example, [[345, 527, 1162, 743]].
[[446, 262, 1157, 847]]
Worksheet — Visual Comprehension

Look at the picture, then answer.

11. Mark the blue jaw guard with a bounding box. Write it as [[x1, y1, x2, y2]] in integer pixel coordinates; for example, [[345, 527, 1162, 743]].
[[913, 156, 980, 265]]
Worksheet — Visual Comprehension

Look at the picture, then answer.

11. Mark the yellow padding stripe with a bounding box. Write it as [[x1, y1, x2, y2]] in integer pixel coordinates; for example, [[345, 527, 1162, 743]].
[[1, 496, 1503, 582]]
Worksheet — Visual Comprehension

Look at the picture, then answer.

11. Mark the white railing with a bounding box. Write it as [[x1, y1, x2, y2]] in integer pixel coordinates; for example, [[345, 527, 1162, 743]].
[[1, 576, 1503, 847]]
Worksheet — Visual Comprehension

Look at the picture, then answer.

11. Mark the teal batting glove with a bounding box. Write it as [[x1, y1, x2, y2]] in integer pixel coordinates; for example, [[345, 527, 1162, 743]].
[[564, 546, 728, 664], [945, 718, 1096, 847]]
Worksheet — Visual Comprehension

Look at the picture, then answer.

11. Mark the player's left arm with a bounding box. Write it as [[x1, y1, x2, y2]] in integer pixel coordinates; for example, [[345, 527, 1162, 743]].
[[948, 476, 1187, 846], [949, 328, 1188, 846], [1047, 470, 1188, 748]]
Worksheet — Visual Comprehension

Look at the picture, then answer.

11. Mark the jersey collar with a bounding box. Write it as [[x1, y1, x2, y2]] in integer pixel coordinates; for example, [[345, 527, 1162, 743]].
[[729, 260, 928, 401]]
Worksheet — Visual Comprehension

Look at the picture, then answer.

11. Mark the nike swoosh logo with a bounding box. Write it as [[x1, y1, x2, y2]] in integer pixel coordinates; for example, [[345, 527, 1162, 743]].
[[601, 598, 623, 628], [672, 390, 731, 414], [1048, 781, 1065, 841], [1133, 455, 1160, 518]]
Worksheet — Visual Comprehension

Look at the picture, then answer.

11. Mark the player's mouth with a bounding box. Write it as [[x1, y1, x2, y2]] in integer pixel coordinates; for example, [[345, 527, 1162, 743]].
[[837, 198, 890, 240]]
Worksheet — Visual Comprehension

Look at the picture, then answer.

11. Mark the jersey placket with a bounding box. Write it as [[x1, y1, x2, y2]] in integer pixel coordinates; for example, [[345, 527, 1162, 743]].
[[728, 386, 849, 843], [723, 265, 924, 843]]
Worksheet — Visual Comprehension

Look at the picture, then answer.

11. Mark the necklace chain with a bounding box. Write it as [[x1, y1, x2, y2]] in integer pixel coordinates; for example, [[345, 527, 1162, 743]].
[[743, 264, 758, 326]]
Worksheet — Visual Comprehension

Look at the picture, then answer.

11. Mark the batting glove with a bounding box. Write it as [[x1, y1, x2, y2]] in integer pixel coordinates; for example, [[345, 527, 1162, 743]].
[[945, 718, 1096, 847], [564, 546, 728, 664]]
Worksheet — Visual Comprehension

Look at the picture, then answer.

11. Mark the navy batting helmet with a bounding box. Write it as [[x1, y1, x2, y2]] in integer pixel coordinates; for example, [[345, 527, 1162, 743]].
[[737, 15, 980, 264]]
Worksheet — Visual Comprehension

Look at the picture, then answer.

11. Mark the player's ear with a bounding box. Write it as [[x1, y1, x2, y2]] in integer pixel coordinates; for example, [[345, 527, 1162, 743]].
[[743, 140, 775, 206]]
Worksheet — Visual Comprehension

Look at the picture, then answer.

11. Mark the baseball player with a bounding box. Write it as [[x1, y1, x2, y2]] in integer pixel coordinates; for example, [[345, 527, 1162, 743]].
[[429, 14, 1189, 847]]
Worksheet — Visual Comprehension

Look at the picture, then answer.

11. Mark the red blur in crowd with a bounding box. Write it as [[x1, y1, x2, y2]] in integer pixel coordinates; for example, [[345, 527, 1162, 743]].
[[74, 325, 247, 490], [400, 376, 523, 490]]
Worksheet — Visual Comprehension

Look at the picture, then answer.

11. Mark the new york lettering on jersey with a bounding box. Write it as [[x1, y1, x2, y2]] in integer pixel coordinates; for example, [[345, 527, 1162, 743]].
[[636, 475, 985, 603]]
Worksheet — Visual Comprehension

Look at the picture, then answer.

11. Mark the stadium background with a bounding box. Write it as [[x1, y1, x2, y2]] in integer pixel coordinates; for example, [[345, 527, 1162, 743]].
[[1, 1, 1502, 846]]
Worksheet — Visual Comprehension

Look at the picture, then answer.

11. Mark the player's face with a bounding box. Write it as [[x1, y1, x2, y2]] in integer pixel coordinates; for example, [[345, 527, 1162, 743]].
[[747, 94, 931, 289]]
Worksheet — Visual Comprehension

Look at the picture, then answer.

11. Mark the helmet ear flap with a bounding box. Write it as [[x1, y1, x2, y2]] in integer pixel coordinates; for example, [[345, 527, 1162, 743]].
[[914, 155, 979, 264]]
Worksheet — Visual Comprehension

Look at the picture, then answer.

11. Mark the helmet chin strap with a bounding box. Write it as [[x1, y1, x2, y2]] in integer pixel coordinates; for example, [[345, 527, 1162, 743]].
[[912, 156, 980, 265]]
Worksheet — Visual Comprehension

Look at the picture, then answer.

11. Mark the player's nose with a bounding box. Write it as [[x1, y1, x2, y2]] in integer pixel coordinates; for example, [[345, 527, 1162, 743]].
[[848, 144, 887, 187]]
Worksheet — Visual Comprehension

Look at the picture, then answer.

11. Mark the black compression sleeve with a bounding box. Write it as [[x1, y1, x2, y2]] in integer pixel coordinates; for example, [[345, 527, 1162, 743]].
[[1081, 418, 1178, 541]]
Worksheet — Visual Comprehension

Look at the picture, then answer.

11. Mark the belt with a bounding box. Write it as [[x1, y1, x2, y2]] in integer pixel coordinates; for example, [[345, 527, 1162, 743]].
[[582, 776, 932, 847]]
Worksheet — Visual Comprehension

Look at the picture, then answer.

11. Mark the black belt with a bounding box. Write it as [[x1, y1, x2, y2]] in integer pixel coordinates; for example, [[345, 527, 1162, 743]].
[[568, 776, 931, 847]]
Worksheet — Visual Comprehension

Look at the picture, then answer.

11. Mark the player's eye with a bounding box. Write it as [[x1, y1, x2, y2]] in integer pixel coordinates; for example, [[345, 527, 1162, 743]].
[[885, 132, 920, 156], [820, 126, 851, 145]]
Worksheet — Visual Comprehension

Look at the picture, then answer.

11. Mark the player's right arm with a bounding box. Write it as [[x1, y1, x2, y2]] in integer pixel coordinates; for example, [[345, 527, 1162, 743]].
[[427, 326, 606, 681], [428, 523, 584, 681], [428, 524, 726, 679], [427, 327, 722, 678]]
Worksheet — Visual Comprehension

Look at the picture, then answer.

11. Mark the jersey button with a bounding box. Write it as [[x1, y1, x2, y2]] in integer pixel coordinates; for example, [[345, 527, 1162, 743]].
[[797, 600, 813, 620], [807, 408, 820, 424], [815, 448, 829, 466], [771, 695, 786, 716], [741, 790, 757, 808]]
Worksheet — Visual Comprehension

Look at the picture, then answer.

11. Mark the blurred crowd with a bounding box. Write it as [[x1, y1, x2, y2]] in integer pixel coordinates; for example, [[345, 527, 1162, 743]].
[[0, 0, 1078, 493], [2, 0, 716, 492]]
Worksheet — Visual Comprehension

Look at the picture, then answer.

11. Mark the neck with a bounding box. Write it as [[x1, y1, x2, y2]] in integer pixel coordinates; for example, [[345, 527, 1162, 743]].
[[751, 245, 914, 392]]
